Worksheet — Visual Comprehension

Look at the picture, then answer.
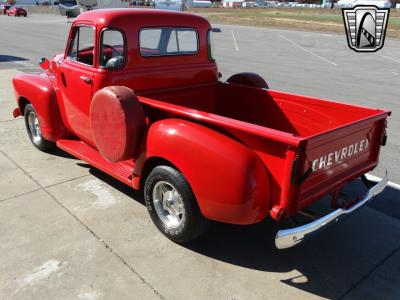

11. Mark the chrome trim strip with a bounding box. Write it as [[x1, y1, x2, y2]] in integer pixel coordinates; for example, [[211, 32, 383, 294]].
[[275, 172, 389, 249]]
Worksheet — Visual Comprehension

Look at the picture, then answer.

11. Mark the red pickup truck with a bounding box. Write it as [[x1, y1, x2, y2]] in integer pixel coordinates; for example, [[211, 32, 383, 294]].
[[12, 9, 390, 249]]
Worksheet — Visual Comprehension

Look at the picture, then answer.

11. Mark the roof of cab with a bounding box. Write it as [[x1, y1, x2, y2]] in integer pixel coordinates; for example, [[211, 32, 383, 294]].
[[74, 8, 211, 29]]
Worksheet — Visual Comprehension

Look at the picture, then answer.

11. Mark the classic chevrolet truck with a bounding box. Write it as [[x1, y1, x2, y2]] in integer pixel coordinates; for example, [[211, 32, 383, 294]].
[[12, 9, 390, 249]]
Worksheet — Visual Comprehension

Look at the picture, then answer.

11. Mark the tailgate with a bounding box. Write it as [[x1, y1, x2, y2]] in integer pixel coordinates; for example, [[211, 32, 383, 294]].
[[296, 112, 389, 210]]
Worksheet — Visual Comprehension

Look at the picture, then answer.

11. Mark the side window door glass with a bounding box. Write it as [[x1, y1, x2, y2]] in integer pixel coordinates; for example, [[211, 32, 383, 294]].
[[68, 28, 78, 60], [67, 26, 95, 66], [100, 29, 126, 69]]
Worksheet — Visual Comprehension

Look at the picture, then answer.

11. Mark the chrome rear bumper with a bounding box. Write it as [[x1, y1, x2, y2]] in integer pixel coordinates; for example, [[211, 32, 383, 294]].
[[275, 172, 389, 249]]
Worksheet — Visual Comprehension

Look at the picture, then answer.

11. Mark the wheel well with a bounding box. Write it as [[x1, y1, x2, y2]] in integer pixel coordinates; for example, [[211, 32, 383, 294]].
[[18, 97, 30, 114], [139, 157, 179, 189]]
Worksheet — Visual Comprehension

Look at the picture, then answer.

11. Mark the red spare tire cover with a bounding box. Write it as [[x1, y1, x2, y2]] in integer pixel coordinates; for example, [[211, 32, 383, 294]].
[[90, 86, 146, 162]]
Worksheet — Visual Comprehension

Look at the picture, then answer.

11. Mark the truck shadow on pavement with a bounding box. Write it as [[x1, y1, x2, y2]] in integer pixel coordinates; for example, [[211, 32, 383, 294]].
[[0, 55, 29, 63], [88, 167, 400, 300], [47, 147, 77, 159]]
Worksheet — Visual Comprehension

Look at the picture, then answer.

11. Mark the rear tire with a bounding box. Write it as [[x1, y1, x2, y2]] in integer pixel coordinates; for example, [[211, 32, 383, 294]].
[[144, 166, 209, 243], [24, 104, 55, 151]]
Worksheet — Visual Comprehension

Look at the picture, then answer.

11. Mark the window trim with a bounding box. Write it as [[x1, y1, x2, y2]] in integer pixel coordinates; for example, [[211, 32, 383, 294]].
[[98, 27, 127, 70], [207, 29, 215, 63], [66, 24, 96, 68], [66, 26, 79, 61], [138, 27, 200, 58]]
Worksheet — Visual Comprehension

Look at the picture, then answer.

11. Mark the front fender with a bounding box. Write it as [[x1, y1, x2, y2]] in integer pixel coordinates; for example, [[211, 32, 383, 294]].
[[140, 119, 270, 225], [13, 73, 67, 141]]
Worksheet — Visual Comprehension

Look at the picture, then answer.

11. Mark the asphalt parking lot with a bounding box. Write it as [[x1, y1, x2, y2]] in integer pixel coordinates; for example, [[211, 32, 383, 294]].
[[1, 13, 400, 300]]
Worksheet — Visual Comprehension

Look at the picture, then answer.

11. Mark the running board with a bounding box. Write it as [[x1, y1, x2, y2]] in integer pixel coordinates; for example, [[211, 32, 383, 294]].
[[56, 139, 134, 186]]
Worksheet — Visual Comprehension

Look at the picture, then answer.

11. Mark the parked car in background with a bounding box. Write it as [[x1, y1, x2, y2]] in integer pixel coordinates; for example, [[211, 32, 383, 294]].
[[7, 7, 27, 17], [0, 4, 11, 14], [59, 0, 80, 18], [242, 1, 257, 7], [128, 0, 143, 6]]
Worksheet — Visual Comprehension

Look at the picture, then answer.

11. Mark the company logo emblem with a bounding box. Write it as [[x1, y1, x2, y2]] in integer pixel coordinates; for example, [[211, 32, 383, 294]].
[[342, 5, 390, 52]]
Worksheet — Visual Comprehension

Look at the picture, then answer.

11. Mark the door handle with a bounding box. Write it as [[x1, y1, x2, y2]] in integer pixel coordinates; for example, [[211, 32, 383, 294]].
[[80, 76, 92, 84], [61, 72, 67, 87]]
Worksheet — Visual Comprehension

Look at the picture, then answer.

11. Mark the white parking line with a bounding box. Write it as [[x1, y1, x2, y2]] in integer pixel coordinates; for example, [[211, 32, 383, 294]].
[[278, 34, 337, 67], [366, 173, 400, 191], [231, 31, 239, 52]]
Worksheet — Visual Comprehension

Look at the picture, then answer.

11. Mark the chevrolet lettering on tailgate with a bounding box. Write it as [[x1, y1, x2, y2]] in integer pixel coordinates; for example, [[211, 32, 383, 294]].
[[312, 138, 369, 171]]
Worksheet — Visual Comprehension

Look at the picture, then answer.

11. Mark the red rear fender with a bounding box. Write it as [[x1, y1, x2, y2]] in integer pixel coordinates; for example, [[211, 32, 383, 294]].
[[138, 119, 271, 225]]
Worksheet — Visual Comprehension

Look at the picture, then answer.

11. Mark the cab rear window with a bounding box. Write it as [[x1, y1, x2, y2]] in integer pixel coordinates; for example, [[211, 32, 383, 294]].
[[139, 27, 198, 57]]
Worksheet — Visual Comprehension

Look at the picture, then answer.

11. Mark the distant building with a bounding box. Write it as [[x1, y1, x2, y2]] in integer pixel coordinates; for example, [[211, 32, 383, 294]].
[[242, 1, 257, 6], [222, 0, 244, 7], [186, 0, 212, 7], [321, 0, 331, 7], [155, 0, 184, 11], [337, 0, 392, 8]]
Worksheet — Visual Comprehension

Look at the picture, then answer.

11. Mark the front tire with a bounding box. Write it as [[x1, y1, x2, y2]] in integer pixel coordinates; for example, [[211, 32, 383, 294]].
[[24, 104, 55, 151], [144, 166, 209, 243]]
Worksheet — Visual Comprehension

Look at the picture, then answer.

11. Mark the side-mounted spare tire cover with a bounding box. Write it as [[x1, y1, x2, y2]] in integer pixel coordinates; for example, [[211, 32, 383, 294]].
[[90, 86, 146, 163], [226, 72, 269, 89]]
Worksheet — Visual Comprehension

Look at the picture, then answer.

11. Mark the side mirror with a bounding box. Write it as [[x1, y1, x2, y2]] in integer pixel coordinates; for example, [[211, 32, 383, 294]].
[[39, 57, 49, 70], [212, 28, 221, 33]]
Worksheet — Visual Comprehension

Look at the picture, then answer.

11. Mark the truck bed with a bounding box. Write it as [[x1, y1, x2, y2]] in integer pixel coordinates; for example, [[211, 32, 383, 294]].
[[139, 82, 381, 138], [138, 82, 389, 217]]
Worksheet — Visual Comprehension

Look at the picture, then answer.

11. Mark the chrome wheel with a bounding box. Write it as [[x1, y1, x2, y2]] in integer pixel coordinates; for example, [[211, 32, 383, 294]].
[[152, 181, 185, 228], [145, 166, 210, 243], [27, 111, 41, 144], [24, 104, 54, 151]]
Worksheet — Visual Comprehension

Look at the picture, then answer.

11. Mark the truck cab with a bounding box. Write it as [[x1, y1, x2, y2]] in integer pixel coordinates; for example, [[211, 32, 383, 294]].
[[53, 9, 217, 146]]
